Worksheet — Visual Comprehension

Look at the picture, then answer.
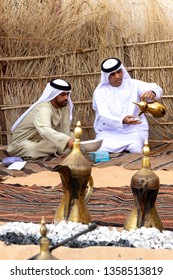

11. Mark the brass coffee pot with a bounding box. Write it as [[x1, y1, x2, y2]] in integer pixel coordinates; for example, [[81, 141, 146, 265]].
[[53, 121, 93, 224], [124, 141, 163, 231], [133, 98, 166, 118]]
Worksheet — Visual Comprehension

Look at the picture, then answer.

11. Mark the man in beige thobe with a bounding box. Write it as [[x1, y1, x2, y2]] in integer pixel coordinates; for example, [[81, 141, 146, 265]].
[[7, 79, 74, 159]]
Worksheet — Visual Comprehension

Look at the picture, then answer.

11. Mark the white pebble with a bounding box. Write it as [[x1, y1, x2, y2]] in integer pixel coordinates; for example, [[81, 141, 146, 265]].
[[0, 221, 172, 249]]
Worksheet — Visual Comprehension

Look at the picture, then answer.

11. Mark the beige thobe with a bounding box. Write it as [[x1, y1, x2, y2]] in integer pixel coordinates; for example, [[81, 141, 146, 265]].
[[7, 102, 73, 158]]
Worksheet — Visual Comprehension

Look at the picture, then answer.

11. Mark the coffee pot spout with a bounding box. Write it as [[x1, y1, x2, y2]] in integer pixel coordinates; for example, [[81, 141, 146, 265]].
[[133, 101, 148, 116]]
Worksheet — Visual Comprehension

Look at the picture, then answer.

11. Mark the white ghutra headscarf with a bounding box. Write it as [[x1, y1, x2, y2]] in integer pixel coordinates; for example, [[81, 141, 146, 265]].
[[11, 79, 73, 132], [93, 57, 131, 110]]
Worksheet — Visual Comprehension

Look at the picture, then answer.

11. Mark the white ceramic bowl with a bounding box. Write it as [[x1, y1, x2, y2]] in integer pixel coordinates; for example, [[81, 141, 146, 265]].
[[80, 139, 103, 152]]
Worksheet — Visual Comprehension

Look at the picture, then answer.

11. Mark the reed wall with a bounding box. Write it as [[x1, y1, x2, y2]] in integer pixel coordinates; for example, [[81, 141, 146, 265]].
[[0, 0, 173, 144]]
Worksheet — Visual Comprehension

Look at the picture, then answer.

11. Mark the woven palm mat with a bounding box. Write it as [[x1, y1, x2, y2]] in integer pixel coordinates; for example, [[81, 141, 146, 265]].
[[0, 183, 173, 231], [1, 142, 173, 178]]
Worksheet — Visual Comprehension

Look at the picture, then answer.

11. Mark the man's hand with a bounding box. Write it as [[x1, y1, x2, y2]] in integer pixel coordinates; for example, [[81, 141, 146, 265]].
[[67, 138, 74, 149], [123, 115, 141, 125], [140, 91, 156, 100]]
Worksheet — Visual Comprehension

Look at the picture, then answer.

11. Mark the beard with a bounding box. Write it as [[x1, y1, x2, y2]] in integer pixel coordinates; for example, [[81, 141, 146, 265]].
[[59, 101, 68, 107]]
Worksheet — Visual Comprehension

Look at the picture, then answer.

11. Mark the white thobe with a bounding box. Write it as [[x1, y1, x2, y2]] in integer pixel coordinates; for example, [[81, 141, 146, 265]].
[[7, 101, 73, 158], [92, 78, 163, 153]]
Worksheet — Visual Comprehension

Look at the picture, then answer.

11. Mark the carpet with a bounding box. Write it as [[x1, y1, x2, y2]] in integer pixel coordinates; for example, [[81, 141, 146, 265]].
[[1, 142, 173, 179], [0, 183, 173, 231]]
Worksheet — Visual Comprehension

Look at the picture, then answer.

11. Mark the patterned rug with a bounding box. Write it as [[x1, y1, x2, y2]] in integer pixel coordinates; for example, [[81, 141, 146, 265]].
[[1, 141, 173, 179], [0, 183, 173, 231]]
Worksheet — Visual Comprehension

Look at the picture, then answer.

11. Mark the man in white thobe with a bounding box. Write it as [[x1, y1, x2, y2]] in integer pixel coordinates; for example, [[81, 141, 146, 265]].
[[92, 57, 163, 153], [7, 79, 74, 158]]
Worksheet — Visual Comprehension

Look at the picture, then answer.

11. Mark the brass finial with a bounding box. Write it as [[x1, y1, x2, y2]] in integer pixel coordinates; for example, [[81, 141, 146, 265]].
[[35, 217, 57, 260], [142, 140, 151, 169], [143, 140, 150, 156], [40, 216, 47, 237], [72, 121, 82, 152], [74, 121, 82, 140]]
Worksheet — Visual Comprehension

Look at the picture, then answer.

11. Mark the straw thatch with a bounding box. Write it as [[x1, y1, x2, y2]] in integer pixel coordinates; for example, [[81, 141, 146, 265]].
[[0, 0, 173, 144]]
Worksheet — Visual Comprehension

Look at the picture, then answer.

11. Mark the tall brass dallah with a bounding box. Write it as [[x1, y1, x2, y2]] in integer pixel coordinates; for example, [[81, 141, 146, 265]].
[[124, 141, 163, 231], [53, 121, 93, 224]]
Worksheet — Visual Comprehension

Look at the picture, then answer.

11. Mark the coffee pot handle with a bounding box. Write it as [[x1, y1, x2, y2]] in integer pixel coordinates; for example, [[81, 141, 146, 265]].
[[85, 175, 93, 203]]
